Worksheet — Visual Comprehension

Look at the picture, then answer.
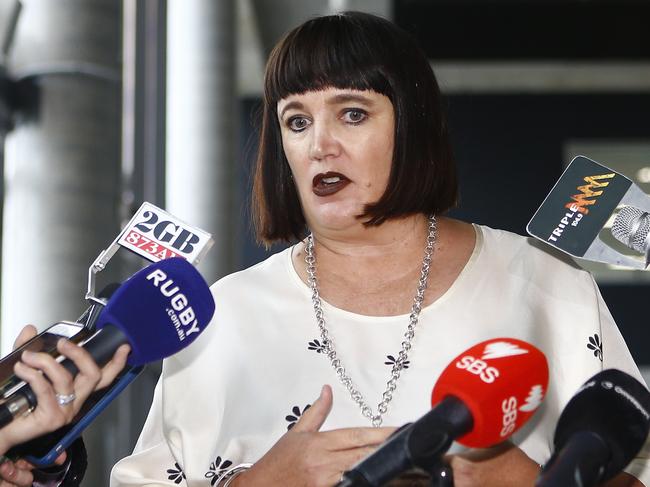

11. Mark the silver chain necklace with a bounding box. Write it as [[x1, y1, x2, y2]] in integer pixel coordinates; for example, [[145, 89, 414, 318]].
[[304, 215, 437, 427]]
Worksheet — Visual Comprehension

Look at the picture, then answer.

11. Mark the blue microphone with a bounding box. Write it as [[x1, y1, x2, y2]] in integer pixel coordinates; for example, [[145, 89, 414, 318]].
[[77, 256, 215, 368], [0, 257, 215, 427]]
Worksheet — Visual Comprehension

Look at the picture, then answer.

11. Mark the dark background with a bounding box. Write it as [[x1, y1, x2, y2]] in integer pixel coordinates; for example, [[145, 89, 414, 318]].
[[238, 0, 650, 364]]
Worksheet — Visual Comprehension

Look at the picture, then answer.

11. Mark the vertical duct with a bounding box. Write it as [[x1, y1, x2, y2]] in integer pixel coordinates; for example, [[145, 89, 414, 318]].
[[166, 0, 237, 283], [1, 0, 121, 352]]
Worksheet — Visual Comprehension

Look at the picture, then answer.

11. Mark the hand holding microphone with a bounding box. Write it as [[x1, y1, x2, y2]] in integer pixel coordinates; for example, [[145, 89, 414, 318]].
[[0, 257, 215, 429], [0, 256, 214, 486], [0, 325, 130, 486]]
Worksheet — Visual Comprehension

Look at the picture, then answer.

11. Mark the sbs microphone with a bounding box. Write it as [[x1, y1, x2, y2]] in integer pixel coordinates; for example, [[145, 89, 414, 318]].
[[537, 369, 650, 487], [0, 257, 215, 428], [337, 338, 549, 487]]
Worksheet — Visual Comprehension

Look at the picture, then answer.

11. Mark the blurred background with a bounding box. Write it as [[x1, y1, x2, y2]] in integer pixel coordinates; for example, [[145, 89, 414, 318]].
[[0, 0, 649, 484]]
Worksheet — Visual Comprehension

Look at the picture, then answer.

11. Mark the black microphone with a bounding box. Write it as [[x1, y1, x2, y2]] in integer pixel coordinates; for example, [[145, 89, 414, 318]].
[[0, 257, 215, 428], [337, 397, 471, 487], [537, 369, 650, 487]]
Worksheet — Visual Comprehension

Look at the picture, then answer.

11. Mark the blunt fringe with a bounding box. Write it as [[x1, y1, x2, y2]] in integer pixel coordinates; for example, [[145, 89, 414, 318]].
[[252, 11, 457, 245]]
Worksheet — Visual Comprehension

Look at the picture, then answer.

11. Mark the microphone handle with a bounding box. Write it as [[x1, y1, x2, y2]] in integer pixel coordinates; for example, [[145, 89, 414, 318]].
[[536, 431, 610, 487], [337, 422, 414, 487], [409, 395, 473, 469], [59, 325, 127, 376], [0, 325, 127, 428], [337, 396, 472, 487]]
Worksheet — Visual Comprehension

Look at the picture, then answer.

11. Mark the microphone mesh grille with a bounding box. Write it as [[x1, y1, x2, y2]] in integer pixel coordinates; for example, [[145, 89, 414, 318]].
[[611, 206, 650, 253]]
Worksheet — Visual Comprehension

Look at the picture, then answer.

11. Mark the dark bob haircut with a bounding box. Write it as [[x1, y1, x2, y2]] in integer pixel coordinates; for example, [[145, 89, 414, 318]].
[[252, 11, 457, 244]]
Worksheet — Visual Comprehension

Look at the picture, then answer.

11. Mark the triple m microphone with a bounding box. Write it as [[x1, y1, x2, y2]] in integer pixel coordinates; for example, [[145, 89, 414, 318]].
[[528, 155, 650, 269], [528, 155, 650, 486]]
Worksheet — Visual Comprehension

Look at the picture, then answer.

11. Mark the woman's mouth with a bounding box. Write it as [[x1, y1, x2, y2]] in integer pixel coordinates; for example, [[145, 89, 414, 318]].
[[312, 172, 350, 197]]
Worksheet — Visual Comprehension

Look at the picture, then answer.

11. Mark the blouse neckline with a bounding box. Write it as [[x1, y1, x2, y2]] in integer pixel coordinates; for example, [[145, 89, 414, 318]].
[[284, 223, 485, 323]]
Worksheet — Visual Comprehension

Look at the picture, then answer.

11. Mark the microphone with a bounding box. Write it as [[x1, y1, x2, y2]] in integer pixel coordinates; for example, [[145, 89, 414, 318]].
[[537, 369, 650, 487], [337, 338, 549, 487], [527, 155, 650, 269], [0, 257, 215, 428], [611, 206, 650, 259]]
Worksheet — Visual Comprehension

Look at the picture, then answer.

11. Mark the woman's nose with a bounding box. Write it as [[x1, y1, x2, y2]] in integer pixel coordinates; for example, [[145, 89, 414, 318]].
[[308, 122, 341, 161]]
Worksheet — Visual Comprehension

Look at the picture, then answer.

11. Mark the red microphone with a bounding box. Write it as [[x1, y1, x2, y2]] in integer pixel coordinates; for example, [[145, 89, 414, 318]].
[[431, 337, 549, 448], [338, 337, 549, 487]]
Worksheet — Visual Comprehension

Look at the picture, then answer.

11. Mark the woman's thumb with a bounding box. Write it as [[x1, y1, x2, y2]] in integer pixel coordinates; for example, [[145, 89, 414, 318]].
[[291, 385, 333, 432]]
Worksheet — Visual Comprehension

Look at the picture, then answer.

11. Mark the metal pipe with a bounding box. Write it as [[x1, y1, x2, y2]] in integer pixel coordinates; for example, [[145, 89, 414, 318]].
[[166, 0, 237, 283]]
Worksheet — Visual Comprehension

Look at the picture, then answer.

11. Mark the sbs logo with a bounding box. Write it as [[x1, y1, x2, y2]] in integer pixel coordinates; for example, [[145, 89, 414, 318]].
[[455, 341, 529, 384], [456, 356, 499, 384]]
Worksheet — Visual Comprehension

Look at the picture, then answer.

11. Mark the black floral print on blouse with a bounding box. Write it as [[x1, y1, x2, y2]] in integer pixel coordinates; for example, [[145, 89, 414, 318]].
[[385, 354, 410, 369], [205, 456, 234, 486], [167, 462, 186, 485], [286, 404, 311, 430], [587, 333, 603, 361], [308, 339, 326, 354]]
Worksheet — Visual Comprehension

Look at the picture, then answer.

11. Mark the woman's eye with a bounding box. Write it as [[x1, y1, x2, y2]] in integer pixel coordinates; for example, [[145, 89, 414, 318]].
[[343, 109, 367, 124], [287, 116, 310, 132]]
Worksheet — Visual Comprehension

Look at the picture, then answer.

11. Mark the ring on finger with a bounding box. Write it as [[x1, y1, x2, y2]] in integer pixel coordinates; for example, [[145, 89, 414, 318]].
[[55, 392, 76, 406]]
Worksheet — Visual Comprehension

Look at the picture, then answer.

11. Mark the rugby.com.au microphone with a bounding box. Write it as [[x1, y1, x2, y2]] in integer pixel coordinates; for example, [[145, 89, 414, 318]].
[[337, 338, 549, 487], [0, 257, 215, 428], [527, 155, 650, 269], [537, 369, 650, 487]]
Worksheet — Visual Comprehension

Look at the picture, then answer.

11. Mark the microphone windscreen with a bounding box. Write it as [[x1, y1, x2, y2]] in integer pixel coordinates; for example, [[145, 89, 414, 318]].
[[431, 338, 548, 448], [553, 369, 650, 481], [95, 258, 215, 365], [611, 206, 650, 254]]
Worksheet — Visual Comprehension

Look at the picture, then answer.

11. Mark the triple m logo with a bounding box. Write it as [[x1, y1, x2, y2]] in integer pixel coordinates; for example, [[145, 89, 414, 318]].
[[564, 172, 615, 215]]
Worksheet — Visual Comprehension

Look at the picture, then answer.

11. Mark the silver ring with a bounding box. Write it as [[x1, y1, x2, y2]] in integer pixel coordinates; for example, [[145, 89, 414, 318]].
[[55, 392, 76, 406]]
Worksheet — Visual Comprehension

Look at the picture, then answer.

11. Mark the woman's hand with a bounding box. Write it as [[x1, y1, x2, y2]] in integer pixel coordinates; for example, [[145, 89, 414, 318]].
[[448, 443, 645, 487], [0, 324, 130, 484], [446, 441, 540, 487], [0, 458, 39, 487], [233, 385, 395, 487]]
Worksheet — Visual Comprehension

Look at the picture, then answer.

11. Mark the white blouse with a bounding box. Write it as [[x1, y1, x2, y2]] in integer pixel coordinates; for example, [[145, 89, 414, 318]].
[[111, 225, 650, 486]]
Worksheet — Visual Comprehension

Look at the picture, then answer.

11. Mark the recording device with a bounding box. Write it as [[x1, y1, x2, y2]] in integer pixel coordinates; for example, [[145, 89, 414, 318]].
[[0, 257, 215, 429], [1, 284, 144, 467], [0, 283, 119, 400], [527, 155, 650, 269], [0, 322, 92, 399], [536, 369, 650, 487], [337, 338, 549, 487]]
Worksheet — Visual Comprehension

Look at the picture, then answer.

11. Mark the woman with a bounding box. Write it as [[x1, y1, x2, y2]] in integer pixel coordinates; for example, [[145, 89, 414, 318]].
[[112, 12, 649, 487], [0, 325, 130, 487]]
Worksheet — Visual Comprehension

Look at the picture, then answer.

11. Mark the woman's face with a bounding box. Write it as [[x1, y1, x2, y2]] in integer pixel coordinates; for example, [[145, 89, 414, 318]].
[[277, 87, 395, 232]]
